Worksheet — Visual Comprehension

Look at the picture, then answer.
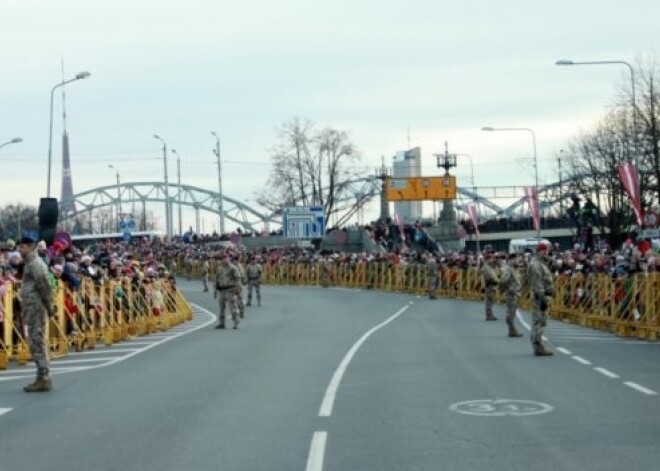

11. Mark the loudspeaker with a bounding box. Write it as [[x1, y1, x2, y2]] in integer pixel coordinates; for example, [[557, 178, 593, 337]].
[[38, 197, 59, 245]]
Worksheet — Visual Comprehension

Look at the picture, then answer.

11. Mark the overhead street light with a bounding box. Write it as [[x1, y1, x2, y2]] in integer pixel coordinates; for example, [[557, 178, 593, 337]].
[[0, 137, 23, 151], [555, 58, 641, 220], [481, 126, 541, 240], [108, 164, 122, 223], [172, 149, 183, 236], [47, 71, 90, 197], [153, 134, 172, 240]]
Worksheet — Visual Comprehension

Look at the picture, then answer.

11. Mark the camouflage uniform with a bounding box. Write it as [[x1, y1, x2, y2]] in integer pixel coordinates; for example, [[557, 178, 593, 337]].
[[426, 257, 438, 299], [321, 259, 333, 288], [499, 259, 524, 337], [201, 260, 210, 292], [214, 260, 241, 329], [481, 259, 499, 320], [246, 262, 263, 306], [20, 249, 53, 389], [527, 254, 555, 355], [234, 262, 246, 318]]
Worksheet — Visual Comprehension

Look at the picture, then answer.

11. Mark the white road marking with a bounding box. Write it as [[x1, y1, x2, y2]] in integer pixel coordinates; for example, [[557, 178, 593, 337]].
[[515, 310, 530, 331], [0, 408, 12, 418], [319, 304, 411, 417], [624, 382, 658, 396], [305, 431, 327, 471], [556, 347, 572, 355], [594, 367, 619, 379], [51, 357, 121, 364], [572, 356, 592, 365]]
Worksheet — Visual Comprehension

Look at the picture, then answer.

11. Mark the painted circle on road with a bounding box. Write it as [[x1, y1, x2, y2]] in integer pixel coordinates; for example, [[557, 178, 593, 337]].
[[450, 399, 553, 417]]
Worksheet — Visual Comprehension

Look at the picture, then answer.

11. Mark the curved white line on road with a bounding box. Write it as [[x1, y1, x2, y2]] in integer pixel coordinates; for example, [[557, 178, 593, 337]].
[[318, 303, 411, 417], [305, 431, 328, 471], [0, 304, 216, 382]]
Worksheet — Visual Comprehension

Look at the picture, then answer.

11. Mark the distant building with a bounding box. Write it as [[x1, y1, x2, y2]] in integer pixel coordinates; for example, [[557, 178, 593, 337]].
[[392, 147, 422, 223]]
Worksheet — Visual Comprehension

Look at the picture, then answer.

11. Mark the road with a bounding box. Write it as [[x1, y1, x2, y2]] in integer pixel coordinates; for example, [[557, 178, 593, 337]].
[[1, 279, 660, 471]]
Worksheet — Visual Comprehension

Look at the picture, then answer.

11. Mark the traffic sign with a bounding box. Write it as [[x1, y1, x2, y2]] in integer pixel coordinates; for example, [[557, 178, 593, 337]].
[[386, 176, 457, 201], [643, 209, 659, 229], [283, 206, 325, 239]]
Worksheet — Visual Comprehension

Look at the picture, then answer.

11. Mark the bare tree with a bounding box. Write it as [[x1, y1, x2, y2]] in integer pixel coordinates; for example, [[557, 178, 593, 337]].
[[0, 203, 39, 239], [258, 118, 365, 228]]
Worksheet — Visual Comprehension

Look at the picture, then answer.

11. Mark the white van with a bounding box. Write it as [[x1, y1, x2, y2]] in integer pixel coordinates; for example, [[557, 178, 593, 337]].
[[508, 238, 552, 254]]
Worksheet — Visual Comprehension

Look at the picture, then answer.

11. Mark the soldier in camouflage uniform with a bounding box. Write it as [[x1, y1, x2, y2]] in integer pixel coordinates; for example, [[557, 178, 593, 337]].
[[480, 254, 499, 321], [426, 255, 439, 299], [526, 243, 555, 356], [499, 253, 524, 338], [245, 258, 263, 306], [18, 237, 53, 392], [214, 254, 241, 329], [234, 256, 246, 318], [201, 258, 210, 292], [321, 257, 333, 288]]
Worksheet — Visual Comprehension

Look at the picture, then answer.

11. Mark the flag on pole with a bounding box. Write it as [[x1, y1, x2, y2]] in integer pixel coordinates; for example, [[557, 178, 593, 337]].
[[618, 163, 643, 226], [524, 186, 540, 231], [394, 214, 406, 244], [466, 204, 480, 236]]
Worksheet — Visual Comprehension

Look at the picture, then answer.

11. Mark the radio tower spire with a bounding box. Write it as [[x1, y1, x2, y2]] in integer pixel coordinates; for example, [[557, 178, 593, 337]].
[[60, 59, 76, 217]]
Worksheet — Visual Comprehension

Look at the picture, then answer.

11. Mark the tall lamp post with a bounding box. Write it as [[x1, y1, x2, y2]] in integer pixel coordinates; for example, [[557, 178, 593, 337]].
[[47, 71, 90, 198], [0, 137, 22, 151], [153, 134, 171, 240], [211, 131, 225, 235], [171, 149, 183, 236], [108, 164, 122, 230], [555, 59, 641, 220], [482, 126, 541, 240]]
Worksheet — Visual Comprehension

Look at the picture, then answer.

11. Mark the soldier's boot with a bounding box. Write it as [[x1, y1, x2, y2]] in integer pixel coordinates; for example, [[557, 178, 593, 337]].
[[215, 322, 225, 329], [486, 313, 498, 321], [23, 375, 52, 393], [534, 343, 554, 356], [246, 300, 252, 306], [508, 324, 524, 338]]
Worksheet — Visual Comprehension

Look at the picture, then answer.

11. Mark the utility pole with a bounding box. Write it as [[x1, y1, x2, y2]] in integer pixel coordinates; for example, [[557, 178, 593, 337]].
[[212, 132, 225, 235]]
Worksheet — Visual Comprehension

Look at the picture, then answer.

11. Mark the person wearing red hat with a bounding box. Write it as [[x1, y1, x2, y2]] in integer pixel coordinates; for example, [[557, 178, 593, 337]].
[[480, 253, 499, 321], [526, 242, 555, 356]]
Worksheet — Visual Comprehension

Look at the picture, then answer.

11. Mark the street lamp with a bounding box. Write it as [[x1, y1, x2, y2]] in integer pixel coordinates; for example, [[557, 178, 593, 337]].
[[556, 58, 641, 219], [47, 71, 90, 197], [108, 164, 122, 229], [482, 126, 541, 240], [0, 137, 23, 151], [153, 134, 172, 240], [211, 131, 225, 235], [171, 149, 183, 236]]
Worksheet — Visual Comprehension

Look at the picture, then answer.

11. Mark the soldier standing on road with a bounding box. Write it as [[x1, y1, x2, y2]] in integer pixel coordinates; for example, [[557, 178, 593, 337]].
[[321, 256, 333, 288], [527, 243, 555, 356], [17, 237, 54, 392], [201, 257, 210, 292], [234, 256, 246, 319], [214, 253, 241, 330], [481, 253, 499, 321], [245, 257, 263, 306], [499, 253, 524, 338], [426, 255, 439, 299]]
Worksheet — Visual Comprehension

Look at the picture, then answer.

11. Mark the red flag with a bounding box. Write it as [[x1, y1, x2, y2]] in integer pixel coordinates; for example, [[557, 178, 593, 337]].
[[618, 164, 643, 226], [394, 214, 405, 243], [466, 204, 480, 236], [524, 186, 540, 231]]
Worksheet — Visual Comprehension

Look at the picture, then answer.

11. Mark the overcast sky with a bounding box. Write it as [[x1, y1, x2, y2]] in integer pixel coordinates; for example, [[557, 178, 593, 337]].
[[1, 0, 658, 232]]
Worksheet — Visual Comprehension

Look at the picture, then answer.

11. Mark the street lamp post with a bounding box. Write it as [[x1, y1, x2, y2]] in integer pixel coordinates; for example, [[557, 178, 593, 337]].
[[482, 126, 541, 240], [211, 131, 226, 235], [456, 153, 478, 252], [153, 134, 171, 240], [556, 59, 641, 220], [47, 71, 90, 197], [172, 149, 183, 236], [108, 164, 122, 230], [0, 137, 22, 151]]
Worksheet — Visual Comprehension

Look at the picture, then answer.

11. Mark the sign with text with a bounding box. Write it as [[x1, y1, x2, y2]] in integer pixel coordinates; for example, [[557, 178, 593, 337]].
[[283, 206, 325, 239], [386, 176, 456, 201]]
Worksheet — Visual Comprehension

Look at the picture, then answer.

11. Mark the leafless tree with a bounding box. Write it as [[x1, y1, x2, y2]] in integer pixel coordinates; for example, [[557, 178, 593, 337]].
[[258, 118, 366, 228], [0, 203, 38, 239]]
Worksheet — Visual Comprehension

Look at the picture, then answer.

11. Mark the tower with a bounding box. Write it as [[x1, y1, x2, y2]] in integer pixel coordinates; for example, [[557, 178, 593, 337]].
[[392, 147, 422, 222], [60, 62, 76, 217]]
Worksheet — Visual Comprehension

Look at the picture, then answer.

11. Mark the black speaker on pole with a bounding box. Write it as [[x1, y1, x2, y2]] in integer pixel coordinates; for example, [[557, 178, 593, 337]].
[[38, 197, 59, 245]]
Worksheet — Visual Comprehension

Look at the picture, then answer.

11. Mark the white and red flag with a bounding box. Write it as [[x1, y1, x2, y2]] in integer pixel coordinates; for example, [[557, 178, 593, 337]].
[[524, 186, 540, 231], [466, 204, 480, 236], [618, 163, 643, 226]]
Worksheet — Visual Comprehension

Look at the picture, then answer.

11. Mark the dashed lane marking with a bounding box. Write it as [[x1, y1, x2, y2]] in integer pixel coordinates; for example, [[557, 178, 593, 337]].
[[624, 382, 658, 396], [556, 347, 572, 355], [305, 431, 328, 471], [594, 367, 619, 379], [572, 356, 592, 365], [0, 408, 12, 418]]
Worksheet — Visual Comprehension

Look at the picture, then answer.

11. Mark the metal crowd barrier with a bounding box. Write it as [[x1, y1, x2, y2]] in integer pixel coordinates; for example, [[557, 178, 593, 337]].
[[171, 256, 660, 342], [0, 278, 193, 370]]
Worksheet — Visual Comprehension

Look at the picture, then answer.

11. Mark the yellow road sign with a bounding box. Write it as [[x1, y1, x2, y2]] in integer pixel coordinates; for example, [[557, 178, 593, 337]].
[[386, 176, 456, 201]]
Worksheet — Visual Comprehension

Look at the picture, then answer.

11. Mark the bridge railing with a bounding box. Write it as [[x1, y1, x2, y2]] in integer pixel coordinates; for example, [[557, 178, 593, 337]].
[[173, 257, 660, 342], [0, 278, 193, 370]]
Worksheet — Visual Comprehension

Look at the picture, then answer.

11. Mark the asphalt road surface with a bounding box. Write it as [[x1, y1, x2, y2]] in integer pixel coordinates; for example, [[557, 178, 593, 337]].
[[1, 279, 659, 471]]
